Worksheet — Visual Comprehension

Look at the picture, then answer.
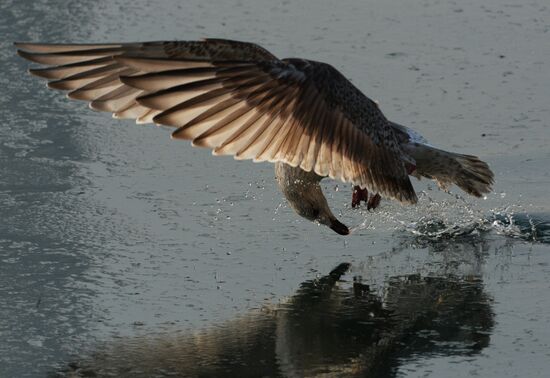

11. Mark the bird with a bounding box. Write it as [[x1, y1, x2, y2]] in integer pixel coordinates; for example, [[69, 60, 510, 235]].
[[15, 38, 494, 235]]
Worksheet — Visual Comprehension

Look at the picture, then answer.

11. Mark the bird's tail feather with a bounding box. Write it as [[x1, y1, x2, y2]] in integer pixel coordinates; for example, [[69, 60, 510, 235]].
[[404, 143, 494, 197]]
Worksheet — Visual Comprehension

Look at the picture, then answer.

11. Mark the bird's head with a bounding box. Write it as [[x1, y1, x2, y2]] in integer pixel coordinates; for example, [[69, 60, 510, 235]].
[[286, 183, 350, 236]]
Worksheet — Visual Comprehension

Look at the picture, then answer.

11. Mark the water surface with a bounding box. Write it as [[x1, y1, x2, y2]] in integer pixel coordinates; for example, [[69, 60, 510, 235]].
[[1, 0, 549, 377]]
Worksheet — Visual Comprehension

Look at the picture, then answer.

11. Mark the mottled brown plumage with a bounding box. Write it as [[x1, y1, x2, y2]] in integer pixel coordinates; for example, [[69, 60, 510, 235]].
[[15, 38, 494, 235]]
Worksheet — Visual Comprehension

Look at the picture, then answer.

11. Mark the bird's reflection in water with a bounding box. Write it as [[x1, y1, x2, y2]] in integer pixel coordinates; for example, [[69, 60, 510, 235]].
[[275, 266, 492, 377], [59, 257, 493, 378]]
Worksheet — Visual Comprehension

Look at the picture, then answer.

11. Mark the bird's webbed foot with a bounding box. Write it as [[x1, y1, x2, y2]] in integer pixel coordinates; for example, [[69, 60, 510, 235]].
[[367, 193, 381, 210], [352, 186, 369, 208], [352, 186, 382, 210]]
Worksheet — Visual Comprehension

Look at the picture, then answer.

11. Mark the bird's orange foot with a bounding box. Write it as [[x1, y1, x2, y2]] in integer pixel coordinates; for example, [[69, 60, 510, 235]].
[[367, 193, 382, 210], [352, 186, 369, 208]]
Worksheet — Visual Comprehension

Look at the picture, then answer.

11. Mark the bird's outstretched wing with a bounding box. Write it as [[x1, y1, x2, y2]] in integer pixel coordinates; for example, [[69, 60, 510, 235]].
[[16, 39, 416, 203]]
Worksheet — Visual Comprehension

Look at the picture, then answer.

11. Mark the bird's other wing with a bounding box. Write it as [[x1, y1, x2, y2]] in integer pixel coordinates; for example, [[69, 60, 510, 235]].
[[389, 121, 430, 145], [16, 40, 416, 203]]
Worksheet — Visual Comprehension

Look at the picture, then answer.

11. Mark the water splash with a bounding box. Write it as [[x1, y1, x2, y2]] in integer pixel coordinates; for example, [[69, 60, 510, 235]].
[[490, 212, 550, 243], [350, 191, 550, 244]]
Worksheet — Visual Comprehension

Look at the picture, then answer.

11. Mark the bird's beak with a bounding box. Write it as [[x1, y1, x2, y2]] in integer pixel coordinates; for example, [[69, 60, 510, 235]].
[[330, 219, 350, 235]]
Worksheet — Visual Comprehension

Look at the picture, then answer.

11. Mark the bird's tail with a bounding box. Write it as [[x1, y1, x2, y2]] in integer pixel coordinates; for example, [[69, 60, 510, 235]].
[[403, 143, 494, 197]]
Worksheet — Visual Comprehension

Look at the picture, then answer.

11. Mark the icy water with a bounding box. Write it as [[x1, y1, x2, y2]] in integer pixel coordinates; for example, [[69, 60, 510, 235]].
[[1, 0, 549, 377]]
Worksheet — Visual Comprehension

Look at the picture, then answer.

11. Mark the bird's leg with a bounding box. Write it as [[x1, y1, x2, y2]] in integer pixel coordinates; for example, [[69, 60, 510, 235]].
[[352, 185, 369, 208], [352, 186, 381, 210], [367, 193, 382, 210]]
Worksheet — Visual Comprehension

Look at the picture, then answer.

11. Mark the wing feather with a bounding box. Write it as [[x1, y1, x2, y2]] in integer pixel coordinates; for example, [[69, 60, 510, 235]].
[[28, 57, 114, 79], [195, 106, 258, 149], [137, 109, 162, 124], [114, 56, 212, 72], [91, 88, 142, 112], [120, 67, 220, 91], [205, 83, 288, 155], [261, 104, 298, 163], [17, 49, 111, 65], [247, 87, 301, 162], [15, 42, 123, 53], [45, 63, 123, 89], [114, 102, 149, 120], [68, 82, 122, 101], [219, 85, 295, 158]]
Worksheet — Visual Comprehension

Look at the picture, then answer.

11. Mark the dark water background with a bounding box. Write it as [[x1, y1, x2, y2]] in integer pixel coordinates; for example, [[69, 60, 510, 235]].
[[1, 0, 549, 377]]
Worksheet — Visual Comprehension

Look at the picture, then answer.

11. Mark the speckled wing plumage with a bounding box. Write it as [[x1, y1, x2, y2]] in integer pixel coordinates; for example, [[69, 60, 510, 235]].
[[287, 60, 416, 203], [16, 38, 416, 203]]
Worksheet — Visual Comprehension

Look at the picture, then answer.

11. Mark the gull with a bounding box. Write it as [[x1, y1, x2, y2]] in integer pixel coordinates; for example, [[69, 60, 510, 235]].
[[15, 38, 494, 235]]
